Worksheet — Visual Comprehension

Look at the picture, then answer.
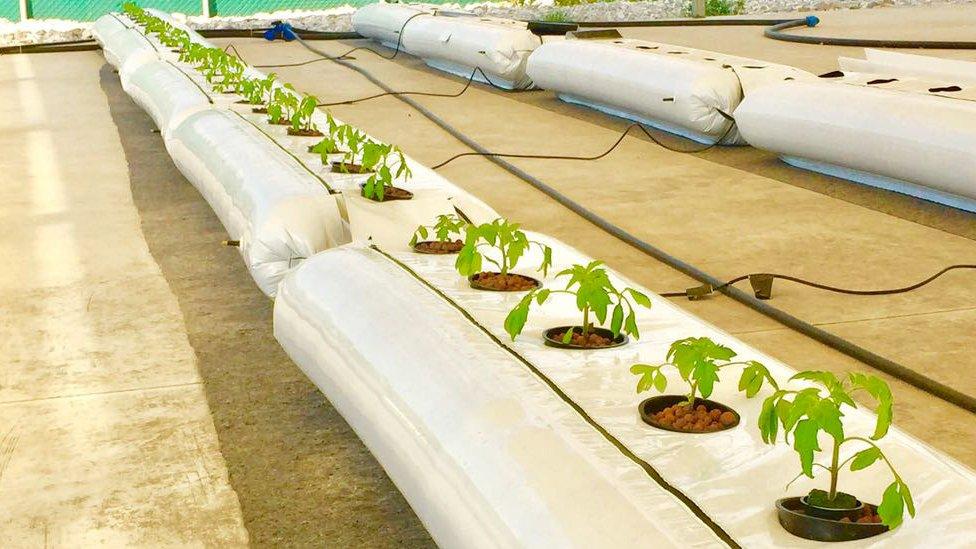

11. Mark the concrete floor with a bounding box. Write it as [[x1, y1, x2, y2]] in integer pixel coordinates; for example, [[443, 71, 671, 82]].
[[3, 5, 976, 547], [0, 54, 247, 545]]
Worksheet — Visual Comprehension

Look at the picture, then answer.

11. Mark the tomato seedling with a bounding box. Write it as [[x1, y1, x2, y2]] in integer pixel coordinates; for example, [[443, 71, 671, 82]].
[[758, 371, 915, 528], [360, 143, 412, 201], [630, 336, 777, 407], [456, 218, 552, 279], [410, 214, 468, 247], [504, 260, 649, 343], [288, 94, 321, 135]]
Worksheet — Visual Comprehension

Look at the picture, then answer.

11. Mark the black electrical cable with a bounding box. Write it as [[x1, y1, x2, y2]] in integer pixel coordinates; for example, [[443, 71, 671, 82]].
[[660, 265, 976, 298], [430, 116, 735, 170], [294, 35, 976, 416], [317, 66, 537, 107]]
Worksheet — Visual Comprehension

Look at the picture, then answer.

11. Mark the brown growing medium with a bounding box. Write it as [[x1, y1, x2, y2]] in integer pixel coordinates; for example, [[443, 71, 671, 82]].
[[332, 161, 373, 174], [288, 128, 324, 137], [250, 107, 267, 114], [470, 272, 539, 291], [650, 403, 738, 432], [414, 240, 463, 254], [363, 186, 413, 202], [550, 329, 613, 348], [838, 506, 884, 524]]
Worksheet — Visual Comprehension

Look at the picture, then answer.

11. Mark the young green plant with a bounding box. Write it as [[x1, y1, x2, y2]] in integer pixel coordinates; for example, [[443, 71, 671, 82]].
[[456, 218, 552, 279], [289, 94, 321, 135], [409, 214, 468, 247], [360, 143, 412, 201], [630, 336, 777, 407], [504, 260, 650, 343], [759, 371, 915, 528]]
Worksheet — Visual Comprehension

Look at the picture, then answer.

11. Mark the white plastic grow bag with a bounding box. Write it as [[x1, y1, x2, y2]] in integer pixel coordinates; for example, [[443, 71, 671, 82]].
[[125, 59, 212, 137], [91, 14, 131, 63], [400, 13, 541, 90], [276, 237, 976, 547], [100, 27, 160, 84], [526, 38, 811, 144], [167, 109, 350, 296], [839, 49, 976, 85], [735, 78, 976, 212], [351, 2, 432, 50]]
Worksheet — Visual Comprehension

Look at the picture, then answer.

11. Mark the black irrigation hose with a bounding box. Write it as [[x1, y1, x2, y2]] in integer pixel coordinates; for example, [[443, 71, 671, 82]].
[[430, 116, 735, 169], [660, 265, 976, 298], [573, 17, 798, 28], [295, 35, 976, 416], [317, 66, 537, 107], [765, 17, 976, 49]]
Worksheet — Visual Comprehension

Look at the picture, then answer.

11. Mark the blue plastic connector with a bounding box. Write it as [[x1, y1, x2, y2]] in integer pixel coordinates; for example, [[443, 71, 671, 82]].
[[805, 15, 820, 27], [264, 21, 298, 42]]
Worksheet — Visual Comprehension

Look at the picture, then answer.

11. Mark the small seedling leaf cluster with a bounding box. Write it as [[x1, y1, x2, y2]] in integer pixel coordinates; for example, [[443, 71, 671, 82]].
[[504, 260, 650, 342], [630, 336, 776, 406], [456, 218, 552, 279], [410, 214, 467, 247], [758, 371, 914, 528]]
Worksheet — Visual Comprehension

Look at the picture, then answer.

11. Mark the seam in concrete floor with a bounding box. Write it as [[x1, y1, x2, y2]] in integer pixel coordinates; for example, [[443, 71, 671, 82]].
[[0, 381, 205, 407]]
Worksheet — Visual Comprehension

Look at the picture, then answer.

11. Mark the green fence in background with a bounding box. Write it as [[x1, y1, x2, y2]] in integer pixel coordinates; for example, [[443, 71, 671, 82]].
[[27, 1, 201, 20], [1, 2, 21, 20], [4, 0, 478, 21]]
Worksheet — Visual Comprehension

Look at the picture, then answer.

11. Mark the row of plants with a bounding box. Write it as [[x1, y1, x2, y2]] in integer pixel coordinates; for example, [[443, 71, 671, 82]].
[[123, 3, 917, 542], [409, 213, 915, 541], [122, 1, 415, 203]]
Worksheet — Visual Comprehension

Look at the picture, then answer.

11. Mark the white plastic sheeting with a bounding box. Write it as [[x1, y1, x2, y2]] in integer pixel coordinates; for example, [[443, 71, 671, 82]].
[[353, 4, 541, 89], [276, 238, 976, 548], [167, 109, 350, 296], [125, 59, 212, 137], [91, 14, 130, 61], [840, 49, 976, 85], [351, 3, 431, 50], [735, 78, 976, 212], [527, 38, 811, 144]]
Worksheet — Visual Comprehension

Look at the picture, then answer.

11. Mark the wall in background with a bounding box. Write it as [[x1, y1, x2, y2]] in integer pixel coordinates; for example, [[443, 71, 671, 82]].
[[6, 0, 478, 21]]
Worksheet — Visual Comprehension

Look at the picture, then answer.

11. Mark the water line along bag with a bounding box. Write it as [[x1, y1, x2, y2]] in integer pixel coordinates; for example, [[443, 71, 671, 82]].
[[166, 109, 350, 296], [526, 38, 811, 144], [735, 77, 976, 212]]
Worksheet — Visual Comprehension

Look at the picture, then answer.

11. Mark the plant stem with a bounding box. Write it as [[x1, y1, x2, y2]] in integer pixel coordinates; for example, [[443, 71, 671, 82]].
[[582, 306, 590, 338], [829, 437, 840, 501], [500, 245, 508, 275], [687, 381, 698, 407]]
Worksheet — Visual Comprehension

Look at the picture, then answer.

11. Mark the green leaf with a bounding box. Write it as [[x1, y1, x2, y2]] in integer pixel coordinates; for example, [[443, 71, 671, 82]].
[[849, 447, 881, 471], [877, 481, 905, 529], [693, 361, 720, 398], [758, 394, 779, 444], [813, 399, 844, 442], [610, 303, 623, 336], [628, 289, 652, 309], [535, 289, 551, 305], [503, 294, 533, 341], [793, 419, 821, 478]]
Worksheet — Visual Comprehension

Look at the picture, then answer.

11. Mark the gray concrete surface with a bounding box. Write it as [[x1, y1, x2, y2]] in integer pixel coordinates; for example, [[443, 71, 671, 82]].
[[0, 53, 248, 546], [99, 65, 434, 548]]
